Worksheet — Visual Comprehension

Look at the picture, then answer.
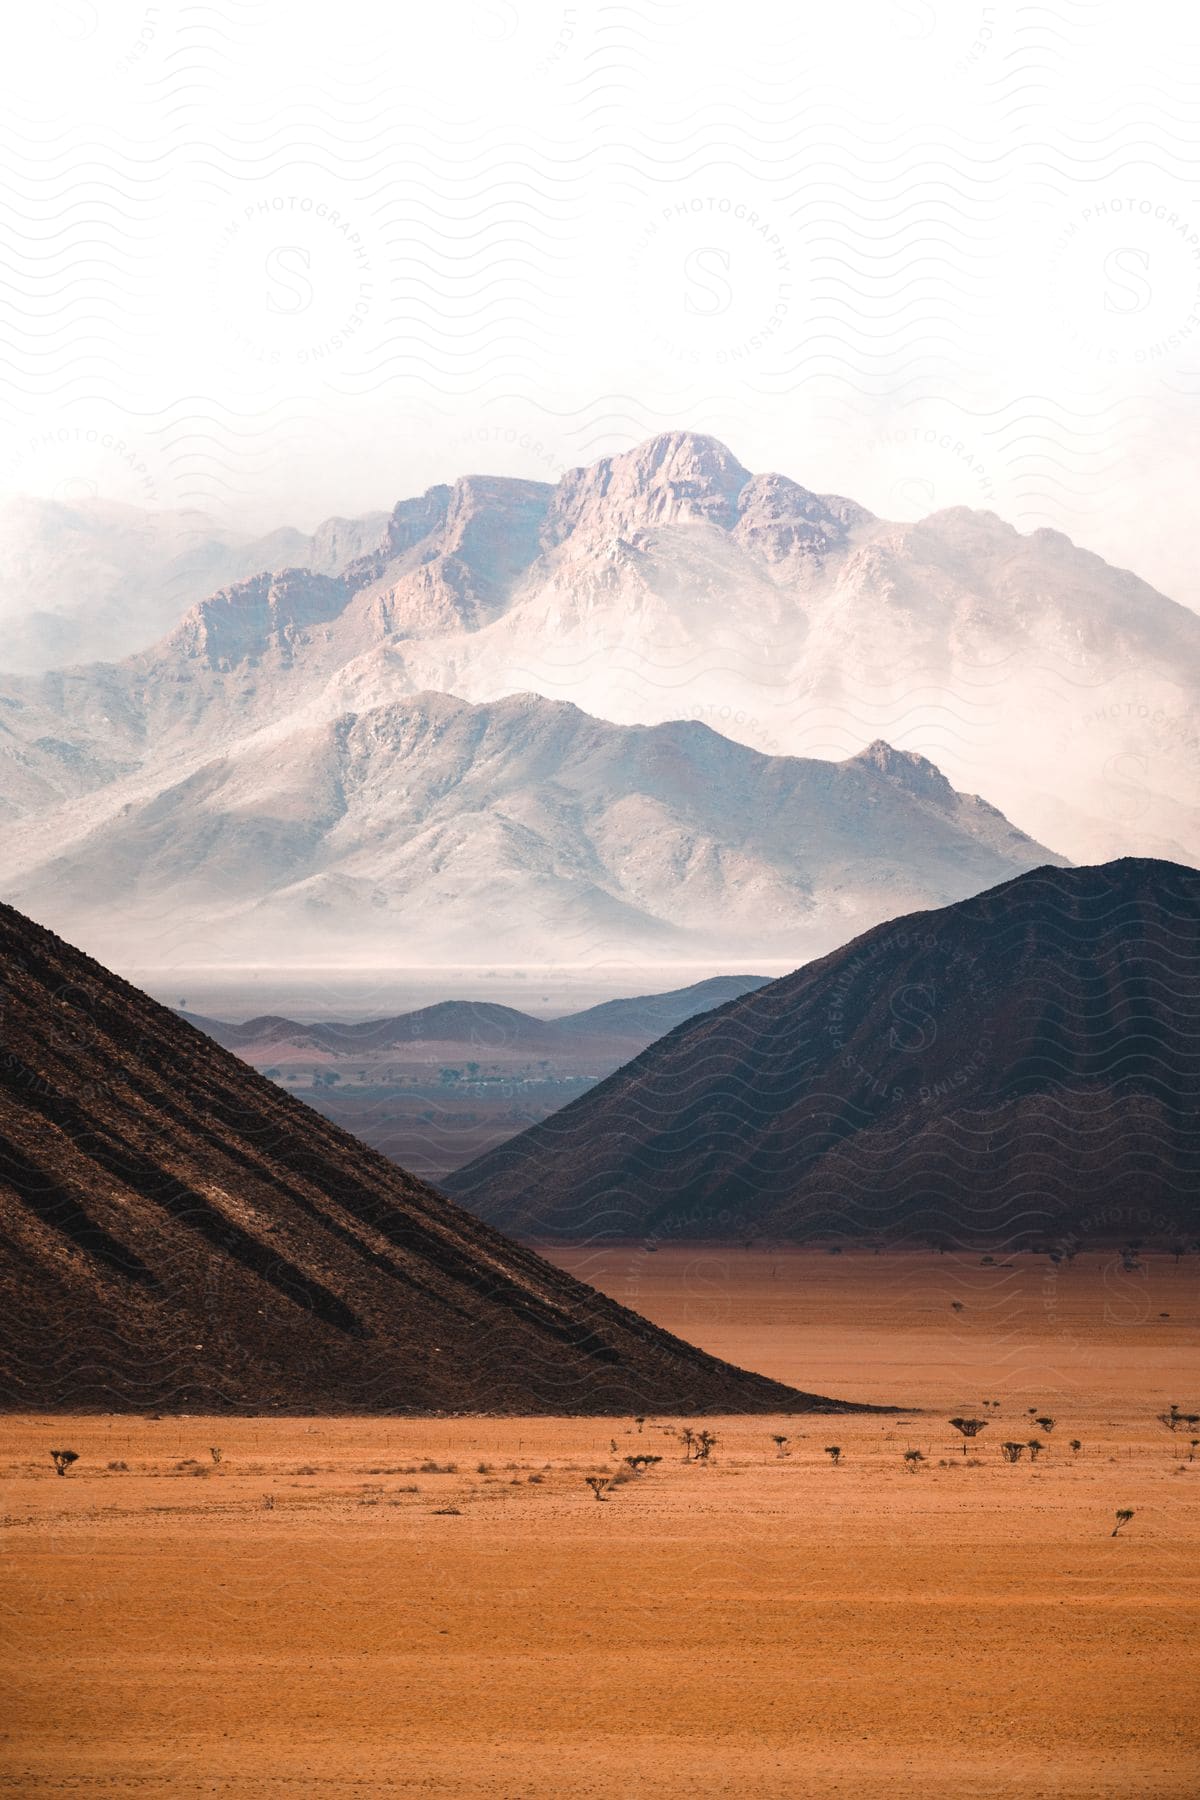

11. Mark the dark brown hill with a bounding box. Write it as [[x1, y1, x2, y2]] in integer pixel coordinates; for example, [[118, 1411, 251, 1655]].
[[444, 861, 1200, 1248], [0, 906, 854, 1415]]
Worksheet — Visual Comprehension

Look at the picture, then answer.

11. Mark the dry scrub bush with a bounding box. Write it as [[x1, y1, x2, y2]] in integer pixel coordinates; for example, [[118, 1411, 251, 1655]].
[[949, 1418, 987, 1454]]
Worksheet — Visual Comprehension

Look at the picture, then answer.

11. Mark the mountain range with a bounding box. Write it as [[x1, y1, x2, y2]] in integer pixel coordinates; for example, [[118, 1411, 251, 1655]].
[[2, 432, 1195, 896], [444, 859, 1200, 1248], [3, 689, 1065, 968], [0, 901, 851, 1415], [189, 974, 768, 1059]]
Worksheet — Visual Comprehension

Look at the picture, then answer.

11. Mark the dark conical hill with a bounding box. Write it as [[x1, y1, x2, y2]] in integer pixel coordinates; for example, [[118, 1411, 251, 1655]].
[[445, 860, 1200, 1248]]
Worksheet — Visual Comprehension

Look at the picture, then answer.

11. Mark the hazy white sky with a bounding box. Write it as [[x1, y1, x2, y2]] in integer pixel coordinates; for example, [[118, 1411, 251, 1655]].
[[3, 1, 1199, 604]]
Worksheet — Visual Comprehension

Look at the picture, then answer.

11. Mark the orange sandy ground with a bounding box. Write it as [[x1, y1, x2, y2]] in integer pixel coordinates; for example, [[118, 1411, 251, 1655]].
[[2, 1248, 1198, 1797]]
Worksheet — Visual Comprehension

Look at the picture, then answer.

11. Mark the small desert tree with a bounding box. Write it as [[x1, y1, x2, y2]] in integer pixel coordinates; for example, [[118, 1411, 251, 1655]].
[[949, 1417, 987, 1455], [1111, 1508, 1135, 1537], [1001, 1441, 1025, 1463], [1035, 1417, 1055, 1434], [1069, 1439, 1082, 1456], [680, 1427, 696, 1462], [695, 1430, 718, 1463], [634, 1416, 645, 1435], [1026, 1438, 1045, 1462], [824, 1445, 841, 1467], [772, 1434, 790, 1458], [50, 1449, 79, 1477], [585, 1476, 611, 1502], [209, 1446, 222, 1464]]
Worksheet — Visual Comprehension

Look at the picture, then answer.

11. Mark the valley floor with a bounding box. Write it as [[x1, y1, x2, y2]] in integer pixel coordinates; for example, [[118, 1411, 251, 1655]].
[[2, 1250, 1197, 1796]]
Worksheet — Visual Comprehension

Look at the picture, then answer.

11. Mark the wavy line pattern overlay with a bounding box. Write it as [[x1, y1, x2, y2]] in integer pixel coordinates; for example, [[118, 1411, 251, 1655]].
[[2, 2, 1199, 608]]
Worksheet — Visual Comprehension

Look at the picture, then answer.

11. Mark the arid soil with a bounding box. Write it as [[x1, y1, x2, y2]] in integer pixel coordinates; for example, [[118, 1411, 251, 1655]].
[[3, 1249, 1197, 1797]]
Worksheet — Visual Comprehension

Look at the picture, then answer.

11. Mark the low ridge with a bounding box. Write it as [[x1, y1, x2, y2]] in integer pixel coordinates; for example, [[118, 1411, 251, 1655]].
[[187, 976, 770, 1058]]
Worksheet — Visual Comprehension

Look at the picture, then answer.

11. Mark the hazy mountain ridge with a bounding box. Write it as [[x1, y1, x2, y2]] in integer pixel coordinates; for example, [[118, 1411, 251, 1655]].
[[0, 432, 1194, 877], [1, 431, 1194, 976], [6, 690, 1066, 967], [0, 434, 878, 822], [0, 494, 391, 674], [188, 974, 770, 1057]]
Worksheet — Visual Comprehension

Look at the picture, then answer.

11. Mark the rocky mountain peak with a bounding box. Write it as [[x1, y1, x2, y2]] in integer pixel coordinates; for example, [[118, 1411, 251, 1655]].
[[734, 470, 874, 566], [848, 739, 959, 808], [542, 431, 753, 546]]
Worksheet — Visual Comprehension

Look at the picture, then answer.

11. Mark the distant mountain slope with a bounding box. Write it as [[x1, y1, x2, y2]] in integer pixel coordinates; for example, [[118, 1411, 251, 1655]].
[[0, 495, 389, 674], [189, 1000, 563, 1058], [563, 975, 771, 1039], [188, 976, 769, 1058], [0, 903, 853, 1415], [5, 692, 1065, 967], [444, 860, 1200, 1247]]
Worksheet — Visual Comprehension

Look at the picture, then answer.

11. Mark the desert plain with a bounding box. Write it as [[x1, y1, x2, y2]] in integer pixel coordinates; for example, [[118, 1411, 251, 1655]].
[[2, 1247, 1197, 1798]]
